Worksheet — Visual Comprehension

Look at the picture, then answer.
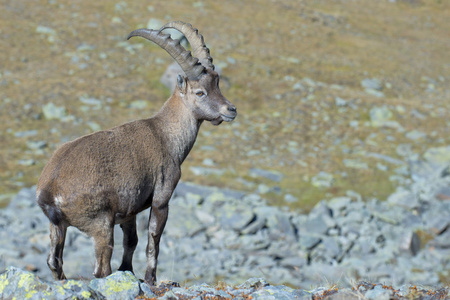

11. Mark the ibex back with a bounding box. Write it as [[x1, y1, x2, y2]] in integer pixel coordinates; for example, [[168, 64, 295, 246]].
[[36, 21, 236, 285]]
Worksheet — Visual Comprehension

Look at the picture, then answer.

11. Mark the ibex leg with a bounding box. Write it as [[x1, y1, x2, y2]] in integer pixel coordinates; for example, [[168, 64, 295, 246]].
[[91, 216, 114, 278], [145, 203, 169, 285], [47, 222, 67, 280], [118, 216, 138, 273]]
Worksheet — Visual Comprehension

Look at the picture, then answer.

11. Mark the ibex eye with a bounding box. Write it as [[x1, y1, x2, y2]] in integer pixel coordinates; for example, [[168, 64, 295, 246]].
[[196, 91, 205, 97]]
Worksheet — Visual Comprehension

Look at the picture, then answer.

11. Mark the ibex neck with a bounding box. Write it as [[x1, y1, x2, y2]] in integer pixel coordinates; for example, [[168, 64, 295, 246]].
[[154, 94, 202, 164]]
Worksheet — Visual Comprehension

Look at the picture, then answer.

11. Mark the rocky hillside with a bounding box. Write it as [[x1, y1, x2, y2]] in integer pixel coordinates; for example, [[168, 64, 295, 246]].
[[0, 151, 448, 291], [1, 0, 449, 211]]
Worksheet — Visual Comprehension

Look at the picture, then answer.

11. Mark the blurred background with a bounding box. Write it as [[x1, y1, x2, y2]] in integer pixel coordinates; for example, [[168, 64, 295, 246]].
[[0, 0, 449, 211]]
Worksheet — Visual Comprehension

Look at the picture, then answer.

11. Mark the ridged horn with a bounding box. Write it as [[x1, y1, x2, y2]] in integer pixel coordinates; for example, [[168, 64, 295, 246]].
[[159, 21, 215, 71], [127, 28, 205, 80]]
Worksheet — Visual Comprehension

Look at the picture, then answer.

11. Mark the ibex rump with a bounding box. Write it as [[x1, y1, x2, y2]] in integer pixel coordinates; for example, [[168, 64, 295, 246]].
[[36, 21, 236, 285]]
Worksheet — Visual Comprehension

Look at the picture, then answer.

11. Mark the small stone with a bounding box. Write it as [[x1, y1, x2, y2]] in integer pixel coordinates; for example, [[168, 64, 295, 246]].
[[79, 96, 102, 109], [335, 97, 347, 107], [256, 184, 271, 194], [311, 171, 334, 188], [405, 130, 426, 140], [298, 235, 322, 250], [87, 121, 101, 132], [36, 25, 56, 35], [343, 159, 368, 169], [238, 278, 269, 289], [14, 130, 38, 138], [249, 168, 284, 182], [18, 159, 35, 166], [361, 78, 383, 91], [202, 158, 215, 166], [219, 205, 255, 231], [364, 285, 392, 300], [42, 102, 67, 120], [399, 231, 420, 256], [284, 194, 298, 203], [423, 146, 450, 165], [280, 256, 307, 269], [128, 100, 147, 109], [147, 18, 164, 30], [89, 271, 141, 300], [26, 140, 47, 149], [190, 166, 225, 176], [370, 106, 394, 127]]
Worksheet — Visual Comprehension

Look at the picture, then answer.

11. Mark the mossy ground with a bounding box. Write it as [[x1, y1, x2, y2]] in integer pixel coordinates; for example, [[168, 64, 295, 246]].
[[0, 0, 449, 210]]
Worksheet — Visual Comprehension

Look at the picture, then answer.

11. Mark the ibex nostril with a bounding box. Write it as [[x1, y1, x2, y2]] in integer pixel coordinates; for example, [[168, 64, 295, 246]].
[[228, 105, 237, 113]]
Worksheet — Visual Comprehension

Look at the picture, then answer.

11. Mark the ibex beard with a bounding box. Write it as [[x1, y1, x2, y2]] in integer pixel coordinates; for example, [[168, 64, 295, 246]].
[[36, 21, 236, 285]]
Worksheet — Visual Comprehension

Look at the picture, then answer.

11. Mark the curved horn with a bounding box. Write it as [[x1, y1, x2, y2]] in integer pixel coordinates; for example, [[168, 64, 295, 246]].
[[127, 28, 205, 80], [159, 21, 215, 71]]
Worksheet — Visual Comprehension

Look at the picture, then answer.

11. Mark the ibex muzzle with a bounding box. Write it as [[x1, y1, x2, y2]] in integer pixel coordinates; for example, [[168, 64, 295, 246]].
[[37, 21, 236, 285]]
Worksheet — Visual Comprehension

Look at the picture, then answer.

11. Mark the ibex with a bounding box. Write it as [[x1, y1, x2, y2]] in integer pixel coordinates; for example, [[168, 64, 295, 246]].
[[36, 21, 237, 285]]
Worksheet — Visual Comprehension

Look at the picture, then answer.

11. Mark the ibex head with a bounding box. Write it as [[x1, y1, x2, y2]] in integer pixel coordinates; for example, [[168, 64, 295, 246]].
[[128, 21, 237, 125]]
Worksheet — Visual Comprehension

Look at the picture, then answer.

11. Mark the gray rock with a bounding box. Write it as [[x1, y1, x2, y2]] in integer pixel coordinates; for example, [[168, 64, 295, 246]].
[[240, 216, 266, 234], [406, 130, 427, 140], [370, 105, 401, 128], [361, 78, 385, 97], [364, 285, 392, 300], [399, 231, 420, 256], [128, 100, 148, 109], [387, 189, 419, 209], [279, 255, 307, 269], [164, 204, 205, 237], [158, 290, 179, 299], [423, 146, 450, 165], [298, 234, 322, 250], [237, 231, 271, 251], [328, 196, 352, 213], [26, 140, 47, 149], [365, 89, 385, 97], [343, 159, 369, 169], [79, 96, 102, 109], [89, 271, 141, 300], [238, 277, 269, 289], [219, 204, 255, 231], [311, 171, 334, 188], [0, 267, 102, 299], [309, 200, 333, 217], [190, 166, 226, 176], [263, 209, 295, 238], [300, 214, 330, 236], [251, 285, 297, 300], [366, 152, 405, 165], [425, 215, 449, 235], [284, 194, 298, 203], [249, 168, 284, 182], [361, 78, 383, 90], [14, 130, 38, 138], [335, 97, 347, 107], [429, 230, 450, 249], [322, 236, 342, 258], [42, 102, 67, 120]]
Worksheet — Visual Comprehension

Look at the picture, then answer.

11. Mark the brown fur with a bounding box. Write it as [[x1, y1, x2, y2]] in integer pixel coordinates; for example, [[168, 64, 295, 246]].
[[37, 69, 236, 284]]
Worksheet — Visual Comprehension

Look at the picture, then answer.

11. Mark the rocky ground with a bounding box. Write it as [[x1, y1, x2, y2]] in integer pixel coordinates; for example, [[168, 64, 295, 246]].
[[1, 268, 449, 299], [0, 151, 449, 298], [1, 0, 449, 211]]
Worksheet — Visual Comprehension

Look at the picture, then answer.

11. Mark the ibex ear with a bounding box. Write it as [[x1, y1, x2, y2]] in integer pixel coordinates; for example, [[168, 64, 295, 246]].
[[177, 75, 187, 94]]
